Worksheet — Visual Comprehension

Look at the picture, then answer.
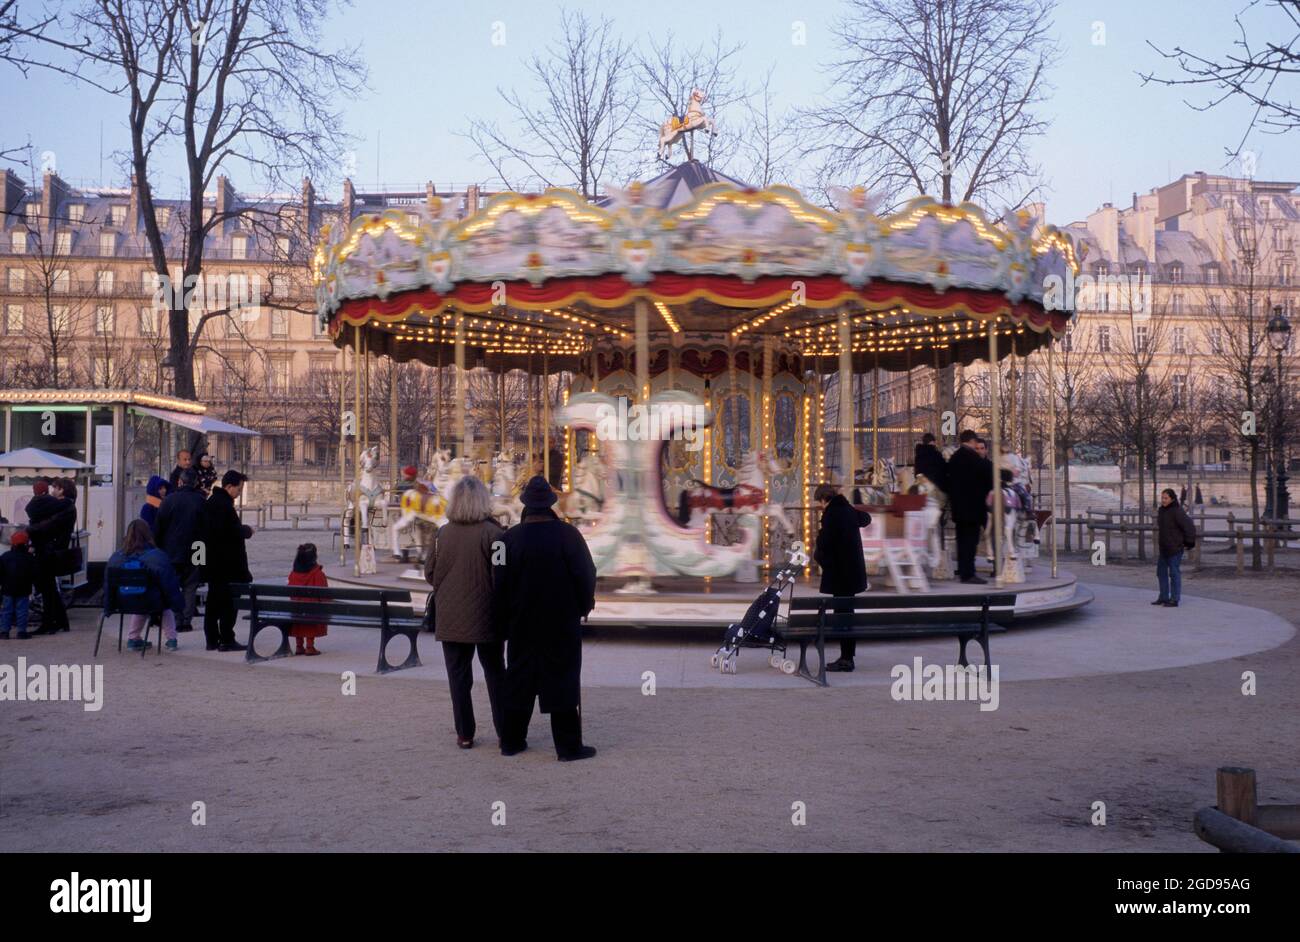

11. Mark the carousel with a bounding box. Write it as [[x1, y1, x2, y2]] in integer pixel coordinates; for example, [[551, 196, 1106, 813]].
[[311, 115, 1090, 625]]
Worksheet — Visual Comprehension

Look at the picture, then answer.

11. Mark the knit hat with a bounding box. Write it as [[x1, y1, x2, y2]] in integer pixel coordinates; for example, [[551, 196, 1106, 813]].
[[519, 475, 557, 510], [32, 481, 49, 496], [10, 529, 30, 547]]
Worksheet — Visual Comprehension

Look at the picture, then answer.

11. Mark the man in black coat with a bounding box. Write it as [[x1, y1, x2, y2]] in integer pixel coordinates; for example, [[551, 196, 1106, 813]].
[[494, 476, 598, 761], [199, 470, 253, 652], [167, 449, 193, 492], [26, 478, 75, 633], [913, 433, 947, 490], [813, 483, 871, 672], [153, 467, 207, 632], [946, 430, 994, 584]]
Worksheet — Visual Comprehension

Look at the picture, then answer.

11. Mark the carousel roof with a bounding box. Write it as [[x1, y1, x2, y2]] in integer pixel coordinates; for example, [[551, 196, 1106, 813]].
[[312, 161, 1079, 373]]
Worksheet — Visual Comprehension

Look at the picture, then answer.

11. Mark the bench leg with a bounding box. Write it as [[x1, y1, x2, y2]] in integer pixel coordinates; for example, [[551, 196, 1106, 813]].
[[245, 622, 265, 663], [958, 633, 971, 668]]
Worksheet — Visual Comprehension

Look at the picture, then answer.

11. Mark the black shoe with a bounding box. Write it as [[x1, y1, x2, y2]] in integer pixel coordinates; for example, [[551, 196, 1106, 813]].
[[558, 746, 597, 762], [205, 643, 219, 651], [1163, 600, 1179, 607], [217, 641, 247, 652], [961, 576, 989, 585], [825, 658, 855, 672], [500, 741, 528, 756], [1151, 599, 1168, 605]]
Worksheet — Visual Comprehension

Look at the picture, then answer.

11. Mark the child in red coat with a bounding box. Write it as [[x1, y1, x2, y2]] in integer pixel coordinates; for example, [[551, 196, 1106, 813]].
[[287, 543, 328, 655]]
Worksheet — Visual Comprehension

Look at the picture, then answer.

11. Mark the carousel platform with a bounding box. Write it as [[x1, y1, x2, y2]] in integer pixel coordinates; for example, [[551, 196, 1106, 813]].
[[321, 557, 1091, 630]]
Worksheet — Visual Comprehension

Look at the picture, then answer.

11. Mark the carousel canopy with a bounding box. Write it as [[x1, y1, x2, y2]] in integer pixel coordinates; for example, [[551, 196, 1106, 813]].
[[313, 161, 1079, 374]]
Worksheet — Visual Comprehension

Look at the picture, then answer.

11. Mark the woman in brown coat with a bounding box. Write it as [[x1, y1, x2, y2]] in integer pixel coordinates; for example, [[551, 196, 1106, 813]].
[[424, 474, 506, 749]]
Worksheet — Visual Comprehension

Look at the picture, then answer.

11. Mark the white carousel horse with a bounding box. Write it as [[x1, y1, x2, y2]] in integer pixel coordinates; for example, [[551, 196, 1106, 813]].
[[490, 451, 524, 527], [657, 88, 715, 161], [559, 451, 607, 524], [680, 448, 793, 535], [990, 453, 1036, 583], [856, 457, 898, 505], [911, 472, 949, 573], [429, 448, 473, 498], [343, 445, 388, 548]]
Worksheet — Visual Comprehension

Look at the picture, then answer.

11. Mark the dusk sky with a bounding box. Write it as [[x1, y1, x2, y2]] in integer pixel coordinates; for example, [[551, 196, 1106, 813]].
[[7, 0, 1299, 225]]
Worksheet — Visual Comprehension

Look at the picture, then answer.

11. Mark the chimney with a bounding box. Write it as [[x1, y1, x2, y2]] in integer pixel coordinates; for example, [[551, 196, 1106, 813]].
[[0, 169, 26, 220], [126, 173, 140, 233], [425, 180, 436, 209], [466, 184, 480, 217], [215, 175, 234, 233], [42, 170, 71, 228], [301, 176, 316, 243], [342, 178, 355, 222]]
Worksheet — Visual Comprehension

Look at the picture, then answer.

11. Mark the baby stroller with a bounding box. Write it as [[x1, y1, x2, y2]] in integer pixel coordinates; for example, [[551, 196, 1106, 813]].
[[711, 564, 801, 675]]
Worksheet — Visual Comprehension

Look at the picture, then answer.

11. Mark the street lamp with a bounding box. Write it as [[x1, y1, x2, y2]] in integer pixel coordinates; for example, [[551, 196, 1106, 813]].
[[1267, 306, 1291, 522]]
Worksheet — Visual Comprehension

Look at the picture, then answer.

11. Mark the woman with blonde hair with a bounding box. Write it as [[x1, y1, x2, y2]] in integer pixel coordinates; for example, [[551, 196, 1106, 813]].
[[424, 473, 506, 749]]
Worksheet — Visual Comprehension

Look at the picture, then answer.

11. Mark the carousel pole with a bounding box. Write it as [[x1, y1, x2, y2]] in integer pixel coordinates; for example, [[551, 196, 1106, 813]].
[[1020, 340, 1032, 457], [635, 297, 650, 403], [837, 308, 853, 491], [906, 346, 913, 459], [762, 333, 774, 563], [361, 330, 369, 458], [933, 340, 943, 439], [454, 313, 466, 457], [543, 348, 550, 482], [1007, 337, 1018, 455], [498, 359, 507, 456], [528, 351, 535, 474], [988, 318, 1004, 587], [1048, 341, 1059, 578], [338, 344, 347, 564], [352, 329, 362, 575], [871, 348, 880, 471], [389, 359, 398, 496], [435, 330, 443, 453]]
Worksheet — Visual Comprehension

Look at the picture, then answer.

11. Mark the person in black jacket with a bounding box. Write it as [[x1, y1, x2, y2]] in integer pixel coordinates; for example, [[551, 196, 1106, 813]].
[[199, 470, 254, 652], [1154, 488, 1196, 608], [946, 430, 994, 584], [913, 433, 947, 491], [167, 449, 193, 492], [0, 529, 37, 639], [494, 476, 598, 761], [813, 483, 872, 672], [26, 477, 76, 633], [154, 468, 207, 632]]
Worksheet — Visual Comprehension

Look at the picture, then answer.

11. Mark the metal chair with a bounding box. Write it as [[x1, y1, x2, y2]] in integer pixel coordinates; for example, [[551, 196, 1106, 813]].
[[93, 566, 163, 658]]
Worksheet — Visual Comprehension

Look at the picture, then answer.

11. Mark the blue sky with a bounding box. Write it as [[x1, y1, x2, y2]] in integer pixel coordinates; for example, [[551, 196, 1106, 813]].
[[7, 0, 1299, 225]]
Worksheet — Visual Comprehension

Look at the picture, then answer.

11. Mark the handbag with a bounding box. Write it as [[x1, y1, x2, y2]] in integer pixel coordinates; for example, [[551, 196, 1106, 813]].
[[50, 545, 84, 577], [421, 528, 440, 633]]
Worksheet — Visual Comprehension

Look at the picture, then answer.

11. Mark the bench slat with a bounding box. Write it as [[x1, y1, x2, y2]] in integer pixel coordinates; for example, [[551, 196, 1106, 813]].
[[231, 583, 412, 603], [788, 593, 1015, 611]]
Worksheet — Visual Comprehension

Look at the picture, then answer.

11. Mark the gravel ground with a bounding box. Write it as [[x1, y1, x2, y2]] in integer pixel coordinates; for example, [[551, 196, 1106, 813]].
[[0, 529, 1296, 852]]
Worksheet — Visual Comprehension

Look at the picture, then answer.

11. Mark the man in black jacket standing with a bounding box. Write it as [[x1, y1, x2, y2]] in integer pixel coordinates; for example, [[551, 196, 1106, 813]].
[[913, 433, 947, 490], [494, 476, 598, 761], [946, 430, 994, 584], [154, 468, 207, 633], [814, 483, 871, 672], [200, 470, 253, 652], [26, 478, 75, 634]]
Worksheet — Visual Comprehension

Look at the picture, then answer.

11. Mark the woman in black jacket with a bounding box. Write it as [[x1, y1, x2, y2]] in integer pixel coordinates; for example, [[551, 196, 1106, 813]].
[[1154, 488, 1196, 608], [26, 477, 76, 634], [813, 483, 871, 672]]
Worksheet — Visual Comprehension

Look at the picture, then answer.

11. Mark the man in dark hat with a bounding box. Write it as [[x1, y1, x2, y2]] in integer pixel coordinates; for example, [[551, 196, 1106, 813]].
[[199, 469, 253, 652], [946, 430, 994, 583], [494, 475, 598, 761]]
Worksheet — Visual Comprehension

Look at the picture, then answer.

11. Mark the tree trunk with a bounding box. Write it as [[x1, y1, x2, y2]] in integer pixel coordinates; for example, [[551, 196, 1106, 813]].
[[1063, 451, 1073, 552], [1250, 437, 1262, 570]]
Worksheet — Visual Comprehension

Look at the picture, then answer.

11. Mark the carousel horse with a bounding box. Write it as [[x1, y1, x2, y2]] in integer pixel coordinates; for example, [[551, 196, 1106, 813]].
[[389, 474, 447, 561], [490, 452, 524, 527], [855, 457, 898, 505], [911, 471, 949, 572], [657, 88, 715, 161], [679, 448, 793, 534], [429, 448, 473, 498], [989, 453, 1035, 582], [559, 451, 607, 523], [343, 445, 388, 548]]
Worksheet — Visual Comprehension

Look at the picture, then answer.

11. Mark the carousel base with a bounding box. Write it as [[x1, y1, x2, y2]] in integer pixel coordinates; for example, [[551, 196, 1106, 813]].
[[322, 556, 1091, 630]]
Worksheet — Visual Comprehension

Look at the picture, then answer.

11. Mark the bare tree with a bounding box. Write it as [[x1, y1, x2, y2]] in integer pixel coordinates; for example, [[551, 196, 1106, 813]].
[[55, 0, 365, 400], [467, 8, 637, 198], [1142, 0, 1300, 156], [731, 66, 800, 188], [636, 27, 745, 169], [1043, 324, 1098, 549], [802, 0, 1059, 210]]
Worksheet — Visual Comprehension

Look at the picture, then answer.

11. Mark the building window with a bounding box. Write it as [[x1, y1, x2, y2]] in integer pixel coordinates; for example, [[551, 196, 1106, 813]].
[[276, 235, 290, 258], [99, 232, 116, 256], [1168, 265, 1182, 284], [53, 270, 69, 293], [10, 231, 26, 254], [193, 356, 205, 392], [1281, 262, 1294, 286], [202, 207, 214, 226], [269, 358, 290, 394], [1172, 327, 1186, 354], [1172, 375, 1187, 408], [272, 434, 293, 463], [231, 235, 248, 260], [139, 305, 159, 336], [55, 231, 72, 254], [51, 305, 70, 333], [1061, 327, 1073, 352], [95, 304, 115, 335], [1135, 325, 1149, 352], [1206, 266, 1219, 284], [92, 355, 114, 386], [156, 206, 171, 228], [312, 313, 325, 337], [6, 269, 23, 292], [96, 269, 114, 294], [1171, 293, 1183, 314], [4, 304, 22, 333], [270, 273, 288, 299], [67, 204, 85, 223], [108, 205, 126, 226], [1097, 325, 1111, 353], [271, 308, 288, 337]]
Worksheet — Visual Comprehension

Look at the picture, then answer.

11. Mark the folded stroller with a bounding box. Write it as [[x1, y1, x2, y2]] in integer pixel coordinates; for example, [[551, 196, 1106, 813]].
[[711, 565, 801, 675]]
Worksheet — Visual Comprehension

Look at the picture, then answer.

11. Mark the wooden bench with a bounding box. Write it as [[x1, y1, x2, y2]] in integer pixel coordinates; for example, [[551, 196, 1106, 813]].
[[231, 583, 424, 674], [780, 593, 1017, 687]]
